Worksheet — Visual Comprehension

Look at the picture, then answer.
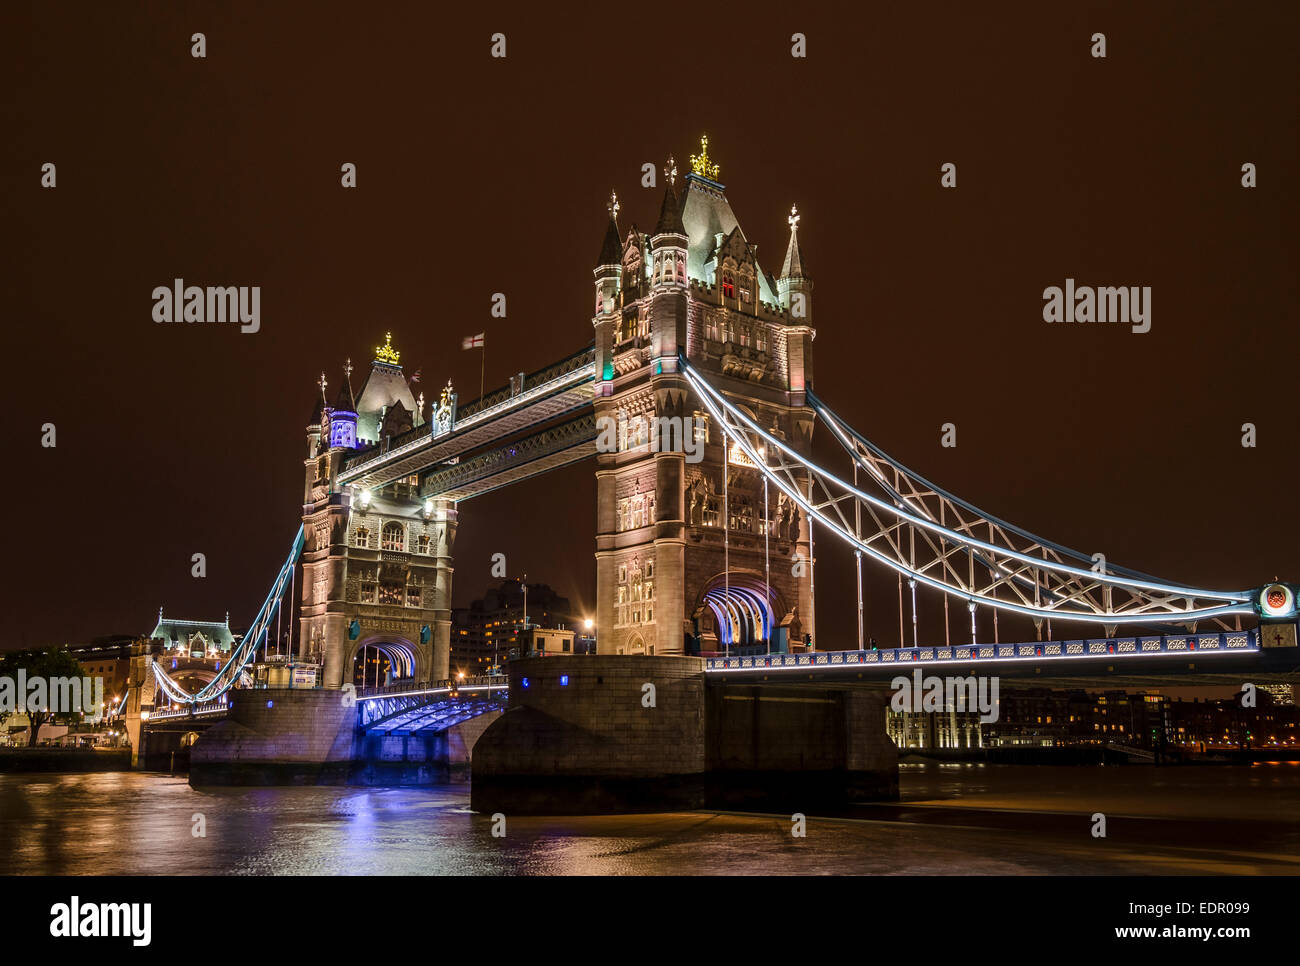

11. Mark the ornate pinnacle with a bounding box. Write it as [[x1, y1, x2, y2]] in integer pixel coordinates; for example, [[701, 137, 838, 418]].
[[318, 371, 328, 397], [789, 204, 800, 231], [664, 155, 677, 187], [343, 357, 353, 380], [690, 135, 720, 180], [375, 333, 400, 365], [608, 189, 620, 221]]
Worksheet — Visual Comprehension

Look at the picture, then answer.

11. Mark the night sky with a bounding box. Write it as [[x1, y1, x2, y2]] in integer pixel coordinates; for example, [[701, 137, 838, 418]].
[[3, 1, 1297, 651]]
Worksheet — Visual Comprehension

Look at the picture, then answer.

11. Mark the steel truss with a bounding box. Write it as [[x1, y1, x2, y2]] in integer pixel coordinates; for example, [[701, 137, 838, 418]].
[[680, 357, 1252, 631], [152, 526, 305, 705]]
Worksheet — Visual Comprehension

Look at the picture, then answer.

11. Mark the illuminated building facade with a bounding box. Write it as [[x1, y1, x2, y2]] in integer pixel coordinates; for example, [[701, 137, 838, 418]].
[[592, 137, 817, 656], [300, 336, 455, 688]]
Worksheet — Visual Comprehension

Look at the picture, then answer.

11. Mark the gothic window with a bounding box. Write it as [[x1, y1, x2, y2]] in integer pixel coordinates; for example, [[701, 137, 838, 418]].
[[739, 271, 754, 304], [360, 583, 377, 604], [722, 271, 735, 299], [354, 527, 372, 549], [406, 587, 422, 608], [381, 522, 406, 552], [618, 564, 627, 583], [417, 533, 430, 554], [755, 326, 768, 352], [378, 583, 403, 605], [645, 561, 654, 579], [676, 254, 686, 280]]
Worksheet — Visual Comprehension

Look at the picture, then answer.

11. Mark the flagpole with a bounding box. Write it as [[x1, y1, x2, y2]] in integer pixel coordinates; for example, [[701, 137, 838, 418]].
[[480, 340, 485, 402]]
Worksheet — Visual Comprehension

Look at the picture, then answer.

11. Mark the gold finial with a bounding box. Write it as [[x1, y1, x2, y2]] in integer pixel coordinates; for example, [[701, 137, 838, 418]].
[[690, 135, 720, 180], [343, 357, 353, 380], [788, 204, 800, 230], [375, 333, 400, 365], [664, 155, 678, 187], [608, 190, 620, 220]]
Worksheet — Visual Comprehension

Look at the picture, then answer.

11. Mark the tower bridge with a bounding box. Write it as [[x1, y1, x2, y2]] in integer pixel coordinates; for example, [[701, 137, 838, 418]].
[[134, 137, 1298, 804]]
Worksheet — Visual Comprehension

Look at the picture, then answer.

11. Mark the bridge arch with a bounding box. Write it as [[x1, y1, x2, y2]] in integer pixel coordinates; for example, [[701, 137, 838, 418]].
[[348, 636, 422, 687], [695, 572, 784, 650]]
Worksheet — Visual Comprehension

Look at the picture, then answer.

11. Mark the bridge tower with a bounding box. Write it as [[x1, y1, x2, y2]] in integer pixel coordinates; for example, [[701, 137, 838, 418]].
[[593, 139, 818, 656], [299, 339, 455, 688]]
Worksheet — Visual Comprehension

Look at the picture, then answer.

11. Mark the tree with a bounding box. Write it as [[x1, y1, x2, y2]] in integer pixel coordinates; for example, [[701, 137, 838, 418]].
[[0, 646, 90, 746]]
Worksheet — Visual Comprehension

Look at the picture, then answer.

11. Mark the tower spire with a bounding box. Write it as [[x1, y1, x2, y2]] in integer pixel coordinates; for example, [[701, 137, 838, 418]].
[[596, 190, 623, 267], [780, 204, 808, 280]]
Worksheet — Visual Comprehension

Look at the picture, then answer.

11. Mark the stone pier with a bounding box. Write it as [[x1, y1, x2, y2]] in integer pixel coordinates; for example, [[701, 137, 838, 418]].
[[471, 655, 898, 814]]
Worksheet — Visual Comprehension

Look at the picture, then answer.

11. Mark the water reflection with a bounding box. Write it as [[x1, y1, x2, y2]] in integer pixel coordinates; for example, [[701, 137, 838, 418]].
[[0, 765, 1297, 875]]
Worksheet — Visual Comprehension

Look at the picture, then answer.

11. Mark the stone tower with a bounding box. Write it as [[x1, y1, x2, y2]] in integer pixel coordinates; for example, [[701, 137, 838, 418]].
[[299, 338, 456, 688], [592, 139, 817, 656]]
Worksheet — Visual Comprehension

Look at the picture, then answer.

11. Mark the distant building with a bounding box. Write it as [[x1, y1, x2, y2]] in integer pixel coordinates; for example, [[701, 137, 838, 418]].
[[1260, 684, 1295, 706], [451, 579, 591, 675], [147, 608, 243, 698], [149, 608, 238, 657], [887, 686, 1300, 752], [521, 626, 577, 657], [68, 636, 139, 713]]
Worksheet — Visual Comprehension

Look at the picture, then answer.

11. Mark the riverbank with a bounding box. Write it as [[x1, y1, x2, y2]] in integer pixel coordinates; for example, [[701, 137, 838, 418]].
[[0, 749, 132, 772]]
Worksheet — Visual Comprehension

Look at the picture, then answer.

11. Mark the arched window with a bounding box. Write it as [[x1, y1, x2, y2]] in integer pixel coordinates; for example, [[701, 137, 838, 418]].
[[381, 522, 406, 552], [722, 271, 735, 299]]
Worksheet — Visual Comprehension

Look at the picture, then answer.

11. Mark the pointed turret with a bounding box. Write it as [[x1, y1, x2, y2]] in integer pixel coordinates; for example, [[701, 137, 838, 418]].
[[777, 204, 813, 323], [593, 190, 623, 319], [653, 178, 686, 237], [650, 157, 688, 290], [328, 360, 359, 449], [778, 204, 815, 393], [596, 199, 623, 268], [780, 205, 809, 281]]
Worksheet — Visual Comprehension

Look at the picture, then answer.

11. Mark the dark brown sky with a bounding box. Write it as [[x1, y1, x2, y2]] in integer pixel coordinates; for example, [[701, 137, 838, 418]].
[[2, 1, 1296, 649]]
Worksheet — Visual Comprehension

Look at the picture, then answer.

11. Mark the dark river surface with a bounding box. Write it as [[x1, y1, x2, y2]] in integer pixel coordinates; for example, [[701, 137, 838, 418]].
[[3, 763, 1299, 875]]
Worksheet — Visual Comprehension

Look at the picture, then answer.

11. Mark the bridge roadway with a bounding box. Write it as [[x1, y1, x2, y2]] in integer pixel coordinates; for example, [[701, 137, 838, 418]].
[[704, 629, 1300, 688], [338, 346, 597, 492]]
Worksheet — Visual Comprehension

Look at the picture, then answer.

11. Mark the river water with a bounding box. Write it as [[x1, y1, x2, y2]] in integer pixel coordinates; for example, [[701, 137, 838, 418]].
[[3, 763, 1298, 875]]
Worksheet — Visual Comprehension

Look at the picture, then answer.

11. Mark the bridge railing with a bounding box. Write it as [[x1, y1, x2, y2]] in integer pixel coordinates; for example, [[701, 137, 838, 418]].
[[703, 630, 1260, 672], [356, 675, 506, 700], [341, 344, 596, 473]]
